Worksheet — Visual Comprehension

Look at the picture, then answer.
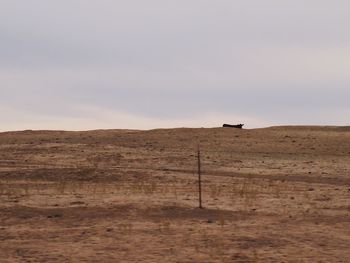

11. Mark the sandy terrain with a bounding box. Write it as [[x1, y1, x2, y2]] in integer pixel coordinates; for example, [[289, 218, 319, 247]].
[[0, 126, 349, 262]]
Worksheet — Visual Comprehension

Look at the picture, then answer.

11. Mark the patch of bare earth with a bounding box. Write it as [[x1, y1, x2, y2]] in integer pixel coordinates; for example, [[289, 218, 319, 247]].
[[0, 126, 349, 262]]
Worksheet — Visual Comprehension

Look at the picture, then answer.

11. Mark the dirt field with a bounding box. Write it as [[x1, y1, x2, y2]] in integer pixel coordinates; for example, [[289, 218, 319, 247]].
[[0, 126, 349, 262]]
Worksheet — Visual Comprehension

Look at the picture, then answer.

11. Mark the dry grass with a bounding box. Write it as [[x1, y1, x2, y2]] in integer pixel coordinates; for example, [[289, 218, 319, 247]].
[[0, 126, 349, 262]]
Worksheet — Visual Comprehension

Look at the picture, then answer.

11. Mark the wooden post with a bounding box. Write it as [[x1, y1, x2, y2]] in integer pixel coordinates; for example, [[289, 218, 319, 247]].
[[197, 144, 203, 209]]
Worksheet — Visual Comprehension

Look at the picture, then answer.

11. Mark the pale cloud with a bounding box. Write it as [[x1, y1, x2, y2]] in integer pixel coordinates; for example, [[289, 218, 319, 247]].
[[0, 104, 271, 131], [237, 47, 350, 87], [0, 0, 349, 131]]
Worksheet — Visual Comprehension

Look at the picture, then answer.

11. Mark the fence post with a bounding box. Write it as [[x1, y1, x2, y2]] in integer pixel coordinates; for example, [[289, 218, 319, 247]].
[[197, 144, 203, 209]]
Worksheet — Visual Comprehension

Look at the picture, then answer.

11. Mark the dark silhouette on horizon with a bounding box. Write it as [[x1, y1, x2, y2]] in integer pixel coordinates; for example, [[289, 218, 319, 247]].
[[223, 124, 244, 129]]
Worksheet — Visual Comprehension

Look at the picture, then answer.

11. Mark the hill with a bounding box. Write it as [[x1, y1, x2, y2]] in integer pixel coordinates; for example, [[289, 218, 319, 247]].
[[0, 126, 349, 262]]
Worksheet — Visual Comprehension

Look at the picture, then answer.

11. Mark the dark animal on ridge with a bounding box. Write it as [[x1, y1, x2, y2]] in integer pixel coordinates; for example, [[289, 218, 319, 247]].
[[223, 124, 244, 129]]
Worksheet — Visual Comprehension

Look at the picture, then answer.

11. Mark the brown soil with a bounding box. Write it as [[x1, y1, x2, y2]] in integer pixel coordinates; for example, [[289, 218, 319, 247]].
[[0, 126, 349, 262]]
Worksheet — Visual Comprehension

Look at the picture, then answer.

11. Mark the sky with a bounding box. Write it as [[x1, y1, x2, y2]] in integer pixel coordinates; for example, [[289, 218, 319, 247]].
[[1, 0, 349, 131]]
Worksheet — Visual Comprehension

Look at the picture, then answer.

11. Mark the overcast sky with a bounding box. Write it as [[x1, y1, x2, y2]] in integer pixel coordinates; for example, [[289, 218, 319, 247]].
[[1, 0, 349, 131]]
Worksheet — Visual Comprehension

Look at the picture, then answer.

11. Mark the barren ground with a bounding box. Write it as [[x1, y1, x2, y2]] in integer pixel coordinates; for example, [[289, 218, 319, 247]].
[[0, 126, 349, 262]]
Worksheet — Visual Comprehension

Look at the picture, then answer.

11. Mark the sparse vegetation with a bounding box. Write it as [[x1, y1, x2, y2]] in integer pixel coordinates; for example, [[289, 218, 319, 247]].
[[0, 127, 349, 262]]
